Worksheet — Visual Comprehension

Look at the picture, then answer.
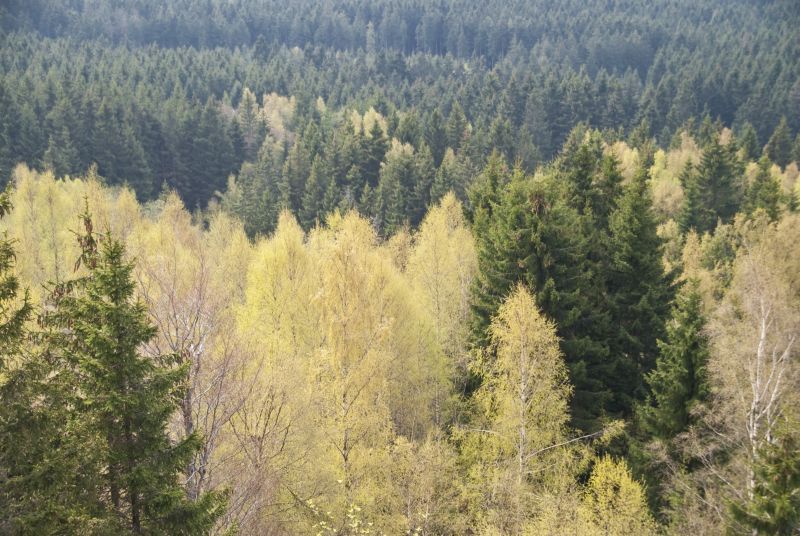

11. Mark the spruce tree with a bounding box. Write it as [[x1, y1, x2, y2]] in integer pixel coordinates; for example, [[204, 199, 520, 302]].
[[743, 156, 781, 221], [737, 122, 760, 162], [469, 160, 609, 429], [677, 160, 709, 233], [446, 102, 468, 151], [606, 166, 672, 413], [0, 187, 31, 367], [641, 280, 709, 439], [682, 135, 740, 233], [363, 120, 388, 188], [43, 127, 80, 177], [430, 149, 457, 204], [425, 108, 447, 167], [410, 144, 435, 226], [793, 133, 800, 165], [731, 426, 800, 535], [467, 153, 512, 345], [300, 157, 325, 229], [0, 83, 19, 184], [49, 215, 226, 533], [765, 117, 792, 169]]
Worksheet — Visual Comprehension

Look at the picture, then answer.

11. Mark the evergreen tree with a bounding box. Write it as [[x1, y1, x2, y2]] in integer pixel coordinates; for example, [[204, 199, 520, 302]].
[[677, 160, 708, 233], [765, 116, 792, 169], [321, 174, 340, 220], [45, 217, 227, 533], [731, 425, 800, 535], [300, 156, 325, 229], [0, 187, 31, 369], [116, 124, 154, 199], [793, 133, 800, 165], [0, 83, 19, 184], [378, 165, 405, 236], [362, 120, 388, 188], [425, 108, 447, 167], [446, 102, 468, 151], [410, 144, 435, 226], [558, 127, 604, 216], [682, 136, 740, 233], [430, 148, 457, 204], [606, 167, 672, 411], [469, 161, 610, 428], [743, 156, 781, 221], [640, 280, 709, 439], [238, 88, 264, 161], [738, 122, 760, 162], [43, 127, 80, 177], [467, 153, 512, 346], [488, 117, 515, 165]]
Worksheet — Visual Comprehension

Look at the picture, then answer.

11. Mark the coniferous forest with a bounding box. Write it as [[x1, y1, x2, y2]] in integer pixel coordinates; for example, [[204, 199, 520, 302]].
[[1, 1, 800, 534]]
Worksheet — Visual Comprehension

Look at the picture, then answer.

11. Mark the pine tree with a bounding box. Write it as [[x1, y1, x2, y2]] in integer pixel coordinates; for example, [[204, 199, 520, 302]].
[[606, 166, 672, 412], [744, 156, 781, 221], [765, 117, 792, 169], [640, 280, 709, 439]]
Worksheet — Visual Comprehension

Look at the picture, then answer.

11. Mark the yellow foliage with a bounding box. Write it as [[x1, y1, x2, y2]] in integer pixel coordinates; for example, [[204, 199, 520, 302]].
[[4, 165, 141, 302], [578, 456, 657, 535], [349, 107, 387, 136], [261, 92, 296, 141], [407, 193, 477, 385], [463, 285, 575, 535], [606, 141, 639, 183]]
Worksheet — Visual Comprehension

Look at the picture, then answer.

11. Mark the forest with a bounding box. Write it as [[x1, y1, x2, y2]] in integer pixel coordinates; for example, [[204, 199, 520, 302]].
[[0, 0, 799, 534]]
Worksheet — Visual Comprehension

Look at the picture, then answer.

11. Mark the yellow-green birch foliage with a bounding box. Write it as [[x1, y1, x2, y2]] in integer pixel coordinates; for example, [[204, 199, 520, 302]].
[[407, 192, 477, 397], [464, 284, 574, 535], [4, 165, 140, 302], [578, 456, 656, 535]]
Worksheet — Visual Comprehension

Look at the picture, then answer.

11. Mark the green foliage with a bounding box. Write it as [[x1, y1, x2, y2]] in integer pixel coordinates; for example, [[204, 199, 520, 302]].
[[469, 154, 616, 429], [681, 136, 742, 233], [606, 166, 672, 411], [765, 117, 793, 169], [730, 426, 800, 535], [1, 213, 226, 534], [737, 122, 760, 162], [0, 187, 31, 367], [743, 156, 782, 221], [640, 280, 709, 439]]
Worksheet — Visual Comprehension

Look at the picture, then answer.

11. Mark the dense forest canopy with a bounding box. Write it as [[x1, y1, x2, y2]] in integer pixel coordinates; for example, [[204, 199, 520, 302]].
[[1, 0, 799, 534]]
